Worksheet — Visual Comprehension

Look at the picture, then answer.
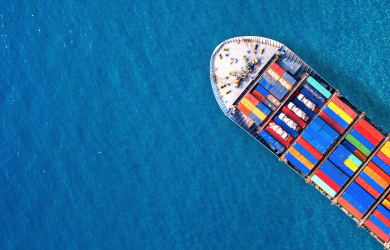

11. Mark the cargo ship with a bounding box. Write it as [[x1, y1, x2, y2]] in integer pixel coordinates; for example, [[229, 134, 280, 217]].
[[210, 36, 390, 248]]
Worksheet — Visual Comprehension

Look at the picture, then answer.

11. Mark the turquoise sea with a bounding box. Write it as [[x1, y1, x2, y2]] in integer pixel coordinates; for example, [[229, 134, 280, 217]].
[[2, 0, 390, 249]]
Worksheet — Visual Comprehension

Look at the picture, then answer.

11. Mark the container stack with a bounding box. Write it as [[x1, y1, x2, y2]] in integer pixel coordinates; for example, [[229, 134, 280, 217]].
[[259, 130, 285, 154]]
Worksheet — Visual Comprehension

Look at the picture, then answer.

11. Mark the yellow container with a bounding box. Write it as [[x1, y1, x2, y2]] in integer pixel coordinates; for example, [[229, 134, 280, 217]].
[[364, 167, 389, 189], [289, 147, 301, 159], [252, 108, 267, 121], [241, 98, 255, 111], [344, 158, 358, 172], [289, 148, 314, 170], [328, 102, 353, 124], [380, 141, 390, 158], [383, 199, 390, 211]]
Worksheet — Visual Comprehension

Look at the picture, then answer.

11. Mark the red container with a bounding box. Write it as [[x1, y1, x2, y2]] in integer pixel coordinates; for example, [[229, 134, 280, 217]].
[[365, 220, 390, 241], [377, 151, 390, 167], [246, 93, 260, 106], [355, 176, 380, 199], [353, 149, 367, 162], [368, 162, 390, 184], [296, 137, 323, 161], [270, 63, 285, 76], [281, 107, 307, 128], [237, 103, 251, 116], [338, 197, 363, 219], [355, 120, 383, 146], [332, 96, 358, 119], [318, 112, 345, 134], [316, 170, 341, 192], [251, 90, 266, 103], [264, 125, 292, 148], [374, 210, 390, 229]]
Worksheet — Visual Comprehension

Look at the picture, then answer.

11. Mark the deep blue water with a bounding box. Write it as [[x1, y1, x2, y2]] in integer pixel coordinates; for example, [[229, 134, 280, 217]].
[[1, 0, 390, 249]]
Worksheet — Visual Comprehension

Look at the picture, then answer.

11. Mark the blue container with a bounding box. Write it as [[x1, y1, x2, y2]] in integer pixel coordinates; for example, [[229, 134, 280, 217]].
[[270, 140, 285, 154], [256, 85, 269, 98], [302, 132, 327, 155], [350, 129, 375, 151], [282, 72, 297, 86], [249, 112, 262, 125], [274, 82, 285, 92], [350, 182, 375, 206], [311, 96, 324, 109], [256, 102, 271, 116], [320, 163, 346, 187], [340, 163, 355, 177], [378, 205, 390, 221], [337, 145, 352, 159], [369, 215, 390, 235], [329, 148, 349, 167], [299, 87, 314, 100], [372, 156, 390, 176], [285, 152, 310, 175], [270, 87, 284, 101], [306, 125, 333, 147], [259, 78, 273, 91], [293, 143, 319, 165], [263, 73, 276, 85], [323, 160, 349, 183], [359, 172, 384, 194], [303, 82, 326, 103], [323, 107, 349, 129], [342, 192, 367, 214], [342, 140, 356, 153], [259, 130, 273, 143], [292, 98, 316, 118], [273, 117, 298, 138], [262, 99, 276, 112], [345, 186, 371, 210]]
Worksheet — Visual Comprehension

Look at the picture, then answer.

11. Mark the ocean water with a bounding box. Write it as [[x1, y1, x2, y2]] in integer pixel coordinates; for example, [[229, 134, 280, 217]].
[[1, 0, 390, 249]]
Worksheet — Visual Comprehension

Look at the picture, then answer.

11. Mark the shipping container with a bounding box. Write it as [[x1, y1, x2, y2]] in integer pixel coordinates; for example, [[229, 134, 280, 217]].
[[289, 147, 315, 170], [322, 107, 349, 129], [342, 140, 357, 153], [369, 215, 390, 237], [350, 129, 375, 151], [348, 154, 363, 167], [353, 149, 367, 162], [329, 147, 350, 167], [270, 62, 285, 76], [360, 172, 385, 194], [259, 78, 273, 91], [302, 132, 327, 155], [377, 151, 390, 169], [310, 96, 324, 109], [350, 182, 376, 206], [241, 98, 256, 111], [355, 123, 381, 146], [364, 167, 389, 189], [355, 177, 381, 199], [267, 68, 281, 81], [318, 112, 345, 135], [358, 119, 384, 143], [320, 161, 348, 187], [308, 122, 337, 145], [384, 200, 390, 211], [365, 219, 390, 241], [346, 134, 371, 157], [344, 158, 359, 173], [313, 117, 340, 139], [262, 99, 276, 112], [340, 163, 355, 177], [269, 139, 285, 154], [256, 85, 269, 98], [294, 143, 319, 165], [307, 77, 331, 98], [373, 210, 390, 231], [269, 87, 284, 101], [342, 191, 366, 215], [278, 77, 293, 91], [315, 169, 340, 193], [299, 87, 314, 100], [252, 108, 267, 121], [373, 155, 390, 176], [262, 73, 276, 85], [281, 107, 307, 128], [267, 94, 281, 107], [273, 117, 299, 138], [296, 137, 323, 161], [249, 112, 262, 125], [281, 72, 297, 86], [303, 82, 326, 103], [377, 205, 390, 223], [328, 102, 353, 124], [259, 130, 273, 143], [246, 93, 260, 106], [251, 89, 266, 103], [332, 96, 358, 119], [381, 142, 390, 158], [305, 126, 332, 150], [312, 174, 337, 197], [256, 102, 271, 116], [236, 103, 252, 116], [369, 161, 390, 183], [285, 152, 310, 175], [338, 197, 363, 219]]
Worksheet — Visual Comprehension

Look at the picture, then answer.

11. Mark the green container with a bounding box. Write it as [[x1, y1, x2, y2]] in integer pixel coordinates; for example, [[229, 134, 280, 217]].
[[348, 154, 362, 167], [312, 175, 336, 197], [346, 134, 371, 157], [307, 77, 331, 98]]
